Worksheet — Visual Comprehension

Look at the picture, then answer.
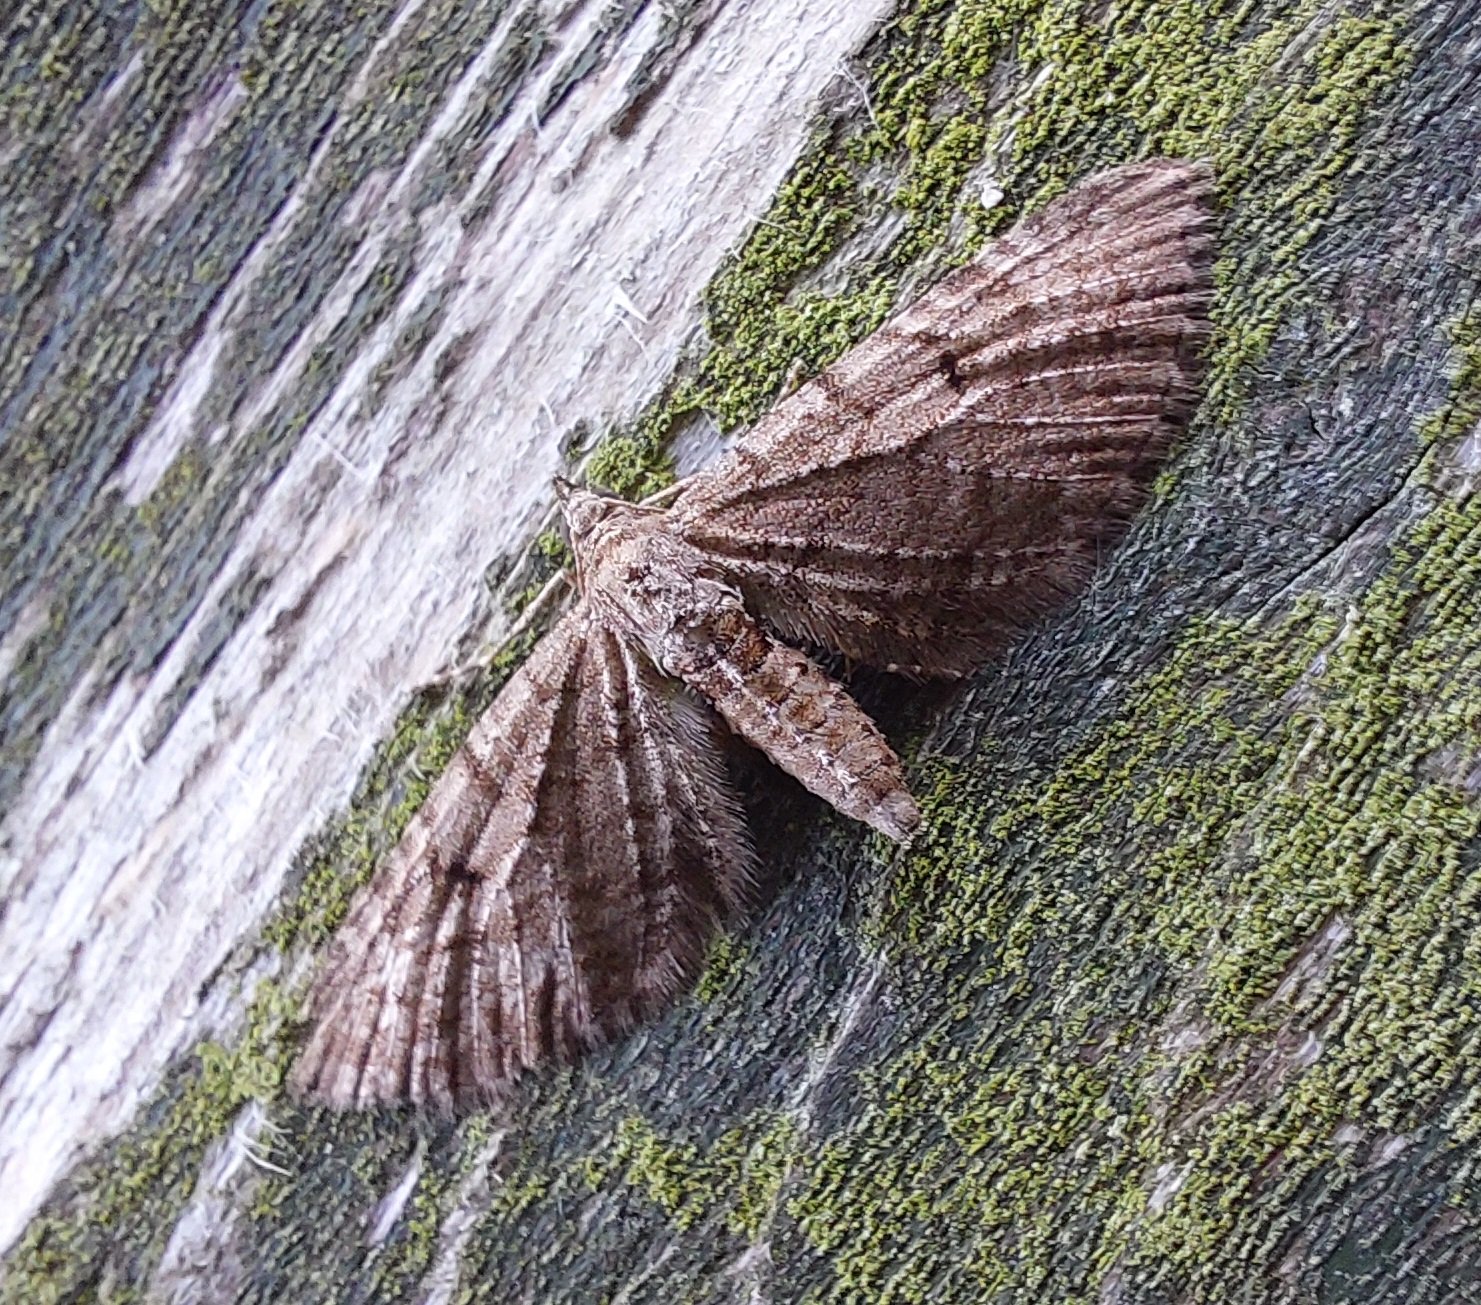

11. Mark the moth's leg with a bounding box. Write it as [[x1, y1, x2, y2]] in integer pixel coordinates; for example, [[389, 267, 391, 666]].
[[422, 571, 573, 692], [424, 481, 681, 694], [637, 480, 687, 509]]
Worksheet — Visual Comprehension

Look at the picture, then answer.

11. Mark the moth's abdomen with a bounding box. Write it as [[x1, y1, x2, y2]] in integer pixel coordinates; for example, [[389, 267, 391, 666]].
[[667, 603, 920, 842]]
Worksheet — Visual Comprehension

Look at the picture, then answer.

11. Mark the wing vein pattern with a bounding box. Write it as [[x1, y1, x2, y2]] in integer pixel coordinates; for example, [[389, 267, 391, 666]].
[[292, 604, 751, 1108], [294, 158, 1216, 1107], [673, 158, 1216, 675]]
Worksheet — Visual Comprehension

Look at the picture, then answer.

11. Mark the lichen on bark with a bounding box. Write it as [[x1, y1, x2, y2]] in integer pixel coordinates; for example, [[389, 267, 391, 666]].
[[8, 0, 1481, 1301]]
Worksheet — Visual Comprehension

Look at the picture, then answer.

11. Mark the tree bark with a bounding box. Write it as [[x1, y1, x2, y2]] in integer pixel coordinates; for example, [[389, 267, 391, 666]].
[[4, 0, 1481, 1302]]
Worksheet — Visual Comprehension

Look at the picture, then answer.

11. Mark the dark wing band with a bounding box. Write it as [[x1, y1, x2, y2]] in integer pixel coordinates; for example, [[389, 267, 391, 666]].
[[292, 603, 752, 1109], [672, 158, 1216, 676]]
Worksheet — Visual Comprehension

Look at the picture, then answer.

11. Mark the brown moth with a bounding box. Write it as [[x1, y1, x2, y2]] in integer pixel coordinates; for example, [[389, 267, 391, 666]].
[[292, 158, 1216, 1108]]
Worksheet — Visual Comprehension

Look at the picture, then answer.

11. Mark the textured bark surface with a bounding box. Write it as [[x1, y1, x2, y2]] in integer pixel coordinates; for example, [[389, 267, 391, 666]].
[[0, 0, 892, 1265], [293, 163, 1215, 1116], [6, 0, 1481, 1302]]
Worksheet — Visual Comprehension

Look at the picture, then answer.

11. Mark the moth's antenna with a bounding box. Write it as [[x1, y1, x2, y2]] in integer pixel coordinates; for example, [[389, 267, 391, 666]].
[[637, 480, 685, 510]]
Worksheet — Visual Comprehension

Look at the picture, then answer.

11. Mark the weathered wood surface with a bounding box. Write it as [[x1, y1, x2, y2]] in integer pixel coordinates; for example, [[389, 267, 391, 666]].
[[5, 0, 1481, 1301], [0, 0, 892, 1271]]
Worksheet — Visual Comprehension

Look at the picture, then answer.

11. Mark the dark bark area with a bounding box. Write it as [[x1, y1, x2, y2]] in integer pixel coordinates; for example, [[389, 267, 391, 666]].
[[6, 0, 1481, 1302]]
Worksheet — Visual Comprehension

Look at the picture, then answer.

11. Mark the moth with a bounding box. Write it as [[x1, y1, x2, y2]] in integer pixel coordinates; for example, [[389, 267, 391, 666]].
[[292, 158, 1216, 1108]]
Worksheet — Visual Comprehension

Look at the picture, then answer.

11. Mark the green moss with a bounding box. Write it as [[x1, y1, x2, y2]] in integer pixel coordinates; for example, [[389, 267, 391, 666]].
[[535, 530, 571, 566], [598, 1110, 800, 1239], [585, 431, 677, 503], [692, 932, 754, 1006], [505, 531, 576, 616], [357, 1114, 504, 1301], [1419, 309, 1481, 445], [2, 980, 299, 1305], [786, 470, 1481, 1298], [134, 444, 211, 535], [697, 283, 899, 431]]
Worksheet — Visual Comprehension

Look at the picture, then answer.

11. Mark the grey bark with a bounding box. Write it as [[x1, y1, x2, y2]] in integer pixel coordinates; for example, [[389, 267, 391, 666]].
[[5, 0, 1481, 1302]]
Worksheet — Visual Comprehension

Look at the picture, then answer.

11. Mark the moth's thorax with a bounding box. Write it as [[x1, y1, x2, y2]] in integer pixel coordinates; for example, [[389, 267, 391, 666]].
[[558, 486, 643, 568], [551, 489, 736, 678], [589, 531, 743, 676]]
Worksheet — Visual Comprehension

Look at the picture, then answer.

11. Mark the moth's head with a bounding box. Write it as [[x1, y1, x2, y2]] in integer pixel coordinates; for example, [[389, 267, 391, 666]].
[[554, 478, 641, 586], [555, 477, 622, 541]]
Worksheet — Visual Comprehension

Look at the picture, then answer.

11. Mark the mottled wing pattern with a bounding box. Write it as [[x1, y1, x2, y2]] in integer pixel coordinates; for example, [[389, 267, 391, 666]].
[[292, 603, 751, 1109], [672, 158, 1216, 676]]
